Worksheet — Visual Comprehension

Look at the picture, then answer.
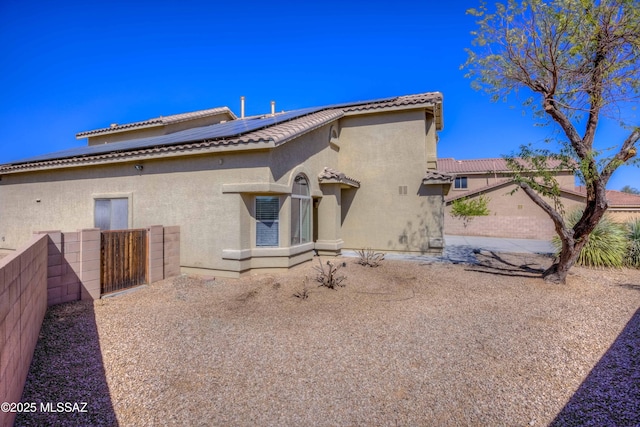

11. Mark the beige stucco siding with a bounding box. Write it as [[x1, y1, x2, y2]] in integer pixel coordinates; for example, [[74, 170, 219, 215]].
[[0, 103, 447, 274], [0, 124, 343, 275], [337, 110, 443, 253], [0, 152, 269, 271], [269, 124, 338, 188]]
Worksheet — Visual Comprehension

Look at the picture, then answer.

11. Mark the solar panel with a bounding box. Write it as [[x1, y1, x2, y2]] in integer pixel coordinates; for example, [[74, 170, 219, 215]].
[[5, 95, 400, 166], [6, 106, 327, 165]]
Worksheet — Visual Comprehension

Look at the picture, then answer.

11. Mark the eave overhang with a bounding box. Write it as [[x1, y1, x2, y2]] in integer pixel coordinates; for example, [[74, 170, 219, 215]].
[[318, 167, 360, 188]]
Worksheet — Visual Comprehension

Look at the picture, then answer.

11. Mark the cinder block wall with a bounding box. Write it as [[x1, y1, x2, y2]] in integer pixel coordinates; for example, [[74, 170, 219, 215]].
[[609, 211, 640, 224], [445, 215, 556, 240], [43, 231, 80, 305], [163, 226, 181, 278], [0, 234, 48, 427], [38, 229, 102, 306], [41, 226, 180, 305], [0, 226, 180, 427], [147, 226, 164, 284]]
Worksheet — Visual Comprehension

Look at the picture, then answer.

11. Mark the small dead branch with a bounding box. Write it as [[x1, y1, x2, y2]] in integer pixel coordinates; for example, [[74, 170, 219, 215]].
[[314, 258, 346, 289], [293, 277, 310, 299], [356, 248, 386, 267]]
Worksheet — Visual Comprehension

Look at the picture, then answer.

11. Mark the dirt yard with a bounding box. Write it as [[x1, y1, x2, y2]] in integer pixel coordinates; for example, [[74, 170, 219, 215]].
[[17, 252, 640, 426]]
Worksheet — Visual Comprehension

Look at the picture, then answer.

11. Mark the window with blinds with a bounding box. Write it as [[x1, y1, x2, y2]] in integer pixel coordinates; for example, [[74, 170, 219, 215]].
[[256, 196, 279, 246]]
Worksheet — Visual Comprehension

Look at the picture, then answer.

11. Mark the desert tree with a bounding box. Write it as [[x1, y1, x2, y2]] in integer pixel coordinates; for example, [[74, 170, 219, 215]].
[[464, 0, 640, 283], [620, 185, 640, 194], [450, 195, 491, 228]]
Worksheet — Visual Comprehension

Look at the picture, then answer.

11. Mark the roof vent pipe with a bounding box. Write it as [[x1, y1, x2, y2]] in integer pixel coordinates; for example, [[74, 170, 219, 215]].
[[271, 100, 275, 116], [240, 96, 245, 119]]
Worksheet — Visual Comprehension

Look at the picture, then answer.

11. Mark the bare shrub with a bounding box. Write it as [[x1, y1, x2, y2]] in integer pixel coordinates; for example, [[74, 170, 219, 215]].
[[293, 278, 310, 299], [314, 258, 346, 289], [356, 248, 386, 267]]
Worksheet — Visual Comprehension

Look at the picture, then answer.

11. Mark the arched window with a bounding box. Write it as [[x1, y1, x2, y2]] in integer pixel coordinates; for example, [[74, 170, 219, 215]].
[[291, 174, 311, 245]]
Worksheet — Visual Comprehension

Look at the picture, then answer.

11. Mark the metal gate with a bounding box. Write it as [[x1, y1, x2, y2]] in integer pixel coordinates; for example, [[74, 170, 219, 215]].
[[100, 229, 147, 294]]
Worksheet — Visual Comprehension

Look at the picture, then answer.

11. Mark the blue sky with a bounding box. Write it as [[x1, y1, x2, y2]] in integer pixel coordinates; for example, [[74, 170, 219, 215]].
[[1, 0, 637, 190]]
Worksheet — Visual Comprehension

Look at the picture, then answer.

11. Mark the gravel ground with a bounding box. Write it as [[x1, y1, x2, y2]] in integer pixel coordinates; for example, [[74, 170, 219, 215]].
[[17, 252, 640, 426]]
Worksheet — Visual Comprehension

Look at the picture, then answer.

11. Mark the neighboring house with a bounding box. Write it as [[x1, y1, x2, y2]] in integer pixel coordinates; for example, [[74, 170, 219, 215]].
[[573, 186, 640, 223], [0, 92, 452, 277], [439, 157, 640, 240]]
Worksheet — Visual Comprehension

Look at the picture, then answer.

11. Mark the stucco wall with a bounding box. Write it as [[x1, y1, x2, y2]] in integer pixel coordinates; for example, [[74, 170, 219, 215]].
[[337, 110, 445, 253], [0, 107, 445, 274], [0, 124, 340, 275]]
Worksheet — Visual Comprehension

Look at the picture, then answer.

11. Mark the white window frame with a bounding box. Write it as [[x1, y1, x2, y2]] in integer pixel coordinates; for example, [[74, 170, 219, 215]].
[[255, 196, 280, 247], [291, 175, 312, 246], [454, 176, 468, 189]]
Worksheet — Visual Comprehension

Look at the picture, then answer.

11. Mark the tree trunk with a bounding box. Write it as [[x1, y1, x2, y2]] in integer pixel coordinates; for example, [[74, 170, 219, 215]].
[[542, 237, 588, 284], [542, 202, 607, 284]]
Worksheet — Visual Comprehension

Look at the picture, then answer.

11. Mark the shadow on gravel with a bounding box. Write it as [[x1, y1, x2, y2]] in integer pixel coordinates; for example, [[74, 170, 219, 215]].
[[618, 283, 640, 293], [550, 308, 640, 427], [464, 251, 546, 278], [16, 301, 118, 427]]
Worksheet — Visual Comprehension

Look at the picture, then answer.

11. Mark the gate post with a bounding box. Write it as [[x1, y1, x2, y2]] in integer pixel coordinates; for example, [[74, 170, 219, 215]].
[[80, 228, 101, 300], [147, 225, 164, 283]]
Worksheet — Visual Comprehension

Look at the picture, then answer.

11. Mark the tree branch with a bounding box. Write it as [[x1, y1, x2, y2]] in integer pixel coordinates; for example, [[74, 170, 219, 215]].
[[601, 127, 640, 183], [518, 181, 572, 240]]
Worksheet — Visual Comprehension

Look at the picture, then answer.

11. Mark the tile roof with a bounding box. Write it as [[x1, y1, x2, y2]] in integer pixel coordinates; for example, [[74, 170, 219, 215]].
[[0, 109, 344, 173], [76, 106, 237, 138], [574, 187, 640, 207], [445, 180, 640, 208], [342, 92, 442, 113], [445, 179, 512, 202], [422, 170, 454, 183], [317, 167, 360, 187], [237, 110, 344, 146], [1, 91, 443, 173], [438, 157, 569, 174], [342, 92, 443, 130]]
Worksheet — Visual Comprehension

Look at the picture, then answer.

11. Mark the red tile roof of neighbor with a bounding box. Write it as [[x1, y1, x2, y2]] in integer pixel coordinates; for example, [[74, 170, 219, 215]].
[[574, 187, 640, 207], [438, 157, 569, 174], [445, 179, 640, 208]]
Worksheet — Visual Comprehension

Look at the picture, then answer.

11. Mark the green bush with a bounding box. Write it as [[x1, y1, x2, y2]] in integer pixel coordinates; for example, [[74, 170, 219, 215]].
[[450, 195, 490, 227], [553, 209, 627, 268], [625, 218, 640, 268]]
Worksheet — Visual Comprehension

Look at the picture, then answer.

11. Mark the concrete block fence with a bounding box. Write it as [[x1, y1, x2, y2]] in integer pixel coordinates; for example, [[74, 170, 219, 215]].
[[41, 226, 180, 304], [0, 234, 48, 427], [445, 215, 556, 240], [163, 226, 181, 279], [0, 225, 179, 427]]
